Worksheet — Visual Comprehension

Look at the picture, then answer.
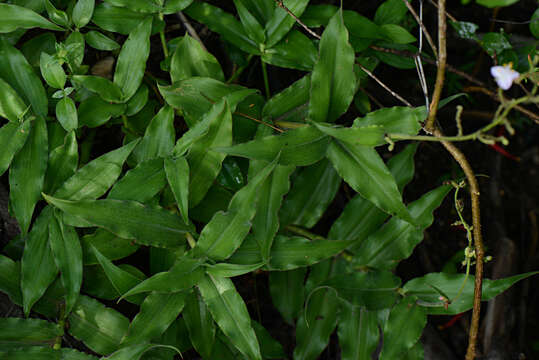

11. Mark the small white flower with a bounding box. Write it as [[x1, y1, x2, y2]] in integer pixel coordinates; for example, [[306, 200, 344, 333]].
[[490, 64, 519, 90]]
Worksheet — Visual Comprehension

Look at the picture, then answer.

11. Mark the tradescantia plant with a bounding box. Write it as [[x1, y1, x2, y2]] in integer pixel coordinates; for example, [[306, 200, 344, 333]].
[[0, 0, 538, 359]]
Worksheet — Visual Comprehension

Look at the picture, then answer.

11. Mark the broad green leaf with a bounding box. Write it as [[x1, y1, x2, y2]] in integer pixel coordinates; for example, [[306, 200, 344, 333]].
[[54, 139, 139, 200], [187, 100, 232, 207], [78, 95, 126, 128], [312, 122, 386, 147], [265, 0, 310, 47], [108, 158, 166, 202], [270, 236, 352, 270], [92, 3, 148, 35], [105, 344, 180, 360], [531, 9, 539, 38], [300, 4, 337, 27], [104, 0, 160, 13], [121, 292, 188, 346], [164, 156, 190, 223], [183, 290, 216, 358], [85, 30, 121, 51], [0, 119, 31, 177], [114, 17, 152, 100], [387, 142, 418, 193], [476, 0, 519, 8], [403, 271, 539, 315], [42, 195, 194, 248], [71, 75, 123, 103], [252, 320, 286, 359], [125, 83, 149, 116], [64, 31, 85, 68], [338, 304, 380, 360], [72, 0, 95, 28], [81, 229, 140, 265], [379, 296, 427, 360], [40, 52, 66, 89], [120, 256, 204, 298], [327, 140, 414, 224], [269, 268, 307, 324], [45, 0, 70, 28], [49, 212, 83, 314], [133, 105, 175, 162], [159, 77, 255, 126], [354, 106, 424, 136], [239, 0, 275, 24], [402, 342, 424, 360], [217, 125, 330, 166], [9, 116, 48, 234], [21, 207, 57, 316], [372, 43, 418, 69], [68, 295, 129, 355], [262, 30, 317, 71], [0, 77, 27, 122], [90, 245, 144, 304], [382, 24, 416, 44], [198, 274, 262, 360], [0, 317, 60, 347], [352, 185, 451, 268], [0, 37, 48, 117], [163, 0, 194, 14], [309, 10, 356, 123], [172, 106, 217, 157], [44, 131, 78, 194], [205, 262, 265, 278], [0, 4, 63, 32], [234, 0, 265, 44], [480, 32, 512, 57], [184, 2, 260, 55], [262, 74, 310, 123], [323, 270, 401, 309], [194, 157, 277, 260], [280, 159, 341, 228], [0, 255, 22, 304], [374, 0, 408, 25], [55, 97, 78, 131], [0, 346, 98, 360], [294, 288, 338, 360], [170, 35, 225, 82]]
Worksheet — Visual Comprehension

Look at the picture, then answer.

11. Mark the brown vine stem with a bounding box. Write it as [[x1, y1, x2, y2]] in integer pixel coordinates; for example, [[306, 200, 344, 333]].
[[425, 0, 447, 133], [357, 63, 413, 107], [274, 0, 321, 40]]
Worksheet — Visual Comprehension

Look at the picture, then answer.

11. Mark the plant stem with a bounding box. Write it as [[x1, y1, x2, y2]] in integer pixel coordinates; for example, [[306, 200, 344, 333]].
[[261, 60, 271, 99], [158, 13, 169, 59], [227, 55, 253, 84]]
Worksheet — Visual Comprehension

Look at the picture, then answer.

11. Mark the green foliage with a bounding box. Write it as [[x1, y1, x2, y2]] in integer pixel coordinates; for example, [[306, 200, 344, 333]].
[[0, 1, 537, 359]]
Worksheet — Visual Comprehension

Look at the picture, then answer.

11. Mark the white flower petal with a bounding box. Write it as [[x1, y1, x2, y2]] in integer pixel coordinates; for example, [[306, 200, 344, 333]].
[[490, 65, 519, 90]]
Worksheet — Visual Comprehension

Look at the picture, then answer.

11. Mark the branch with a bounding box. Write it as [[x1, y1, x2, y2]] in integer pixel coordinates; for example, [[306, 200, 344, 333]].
[[274, 0, 321, 40], [401, 0, 438, 57]]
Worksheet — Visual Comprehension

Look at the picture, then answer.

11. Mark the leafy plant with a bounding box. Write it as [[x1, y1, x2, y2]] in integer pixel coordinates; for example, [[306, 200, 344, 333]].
[[0, 0, 537, 359]]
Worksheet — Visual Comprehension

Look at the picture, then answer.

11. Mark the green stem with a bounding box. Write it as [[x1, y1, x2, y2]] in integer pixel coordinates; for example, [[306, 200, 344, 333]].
[[227, 55, 253, 84], [159, 13, 169, 59], [285, 225, 324, 241], [261, 59, 270, 99]]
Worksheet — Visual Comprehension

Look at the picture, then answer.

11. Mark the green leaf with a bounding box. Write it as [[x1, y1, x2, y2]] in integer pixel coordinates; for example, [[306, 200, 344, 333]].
[[55, 97, 78, 132], [42, 195, 194, 248], [374, 0, 408, 25], [355, 106, 424, 136], [0, 119, 31, 177], [54, 139, 139, 200], [186, 100, 232, 207], [198, 274, 262, 360], [92, 2, 149, 35], [450, 21, 479, 40], [81, 229, 140, 265], [159, 77, 255, 126], [265, 0, 309, 47], [183, 290, 216, 358], [531, 9, 539, 38], [352, 185, 451, 269], [21, 207, 57, 316], [480, 32, 512, 57], [64, 31, 85, 68], [9, 116, 48, 234], [184, 2, 260, 55], [120, 256, 204, 298], [270, 236, 352, 270], [104, 0, 161, 13], [262, 30, 317, 71], [345, 11, 386, 52], [338, 304, 380, 360], [0, 3, 63, 32], [327, 140, 414, 224], [252, 320, 286, 359], [114, 16, 152, 100], [323, 270, 401, 310], [0, 255, 22, 304], [379, 296, 427, 360], [105, 344, 180, 360], [0, 37, 48, 117], [44, 131, 78, 194], [82, 263, 145, 301], [49, 212, 83, 314], [205, 262, 265, 278], [72, 0, 95, 28], [68, 295, 129, 355], [170, 35, 225, 82], [294, 287, 338, 360], [0, 317, 61, 347], [122, 291, 188, 346], [309, 9, 356, 123], [108, 158, 166, 202], [476, 0, 519, 8], [262, 74, 310, 123], [78, 95, 126, 128], [163, 0, 194, 14], [312, 122, 386, 147], [217, 125, 330, 166], [0, 346, 99, 360], [40, 52, 66, 89], [85, 30, 121, 50], [280, 159, 341, 228], [194, 156, 277, 260], [45, 0, 70, 28], [403, 271, 539, 315], [234, 0, 265, 44], [0, 77, 27, 122], [164, 156, 190, 224], [133, 105, 175, 162], [269, 268, 307, 324], [71, 75, 123, 103], [382, 24, 416, 44], [125, 84, 149, 116]]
